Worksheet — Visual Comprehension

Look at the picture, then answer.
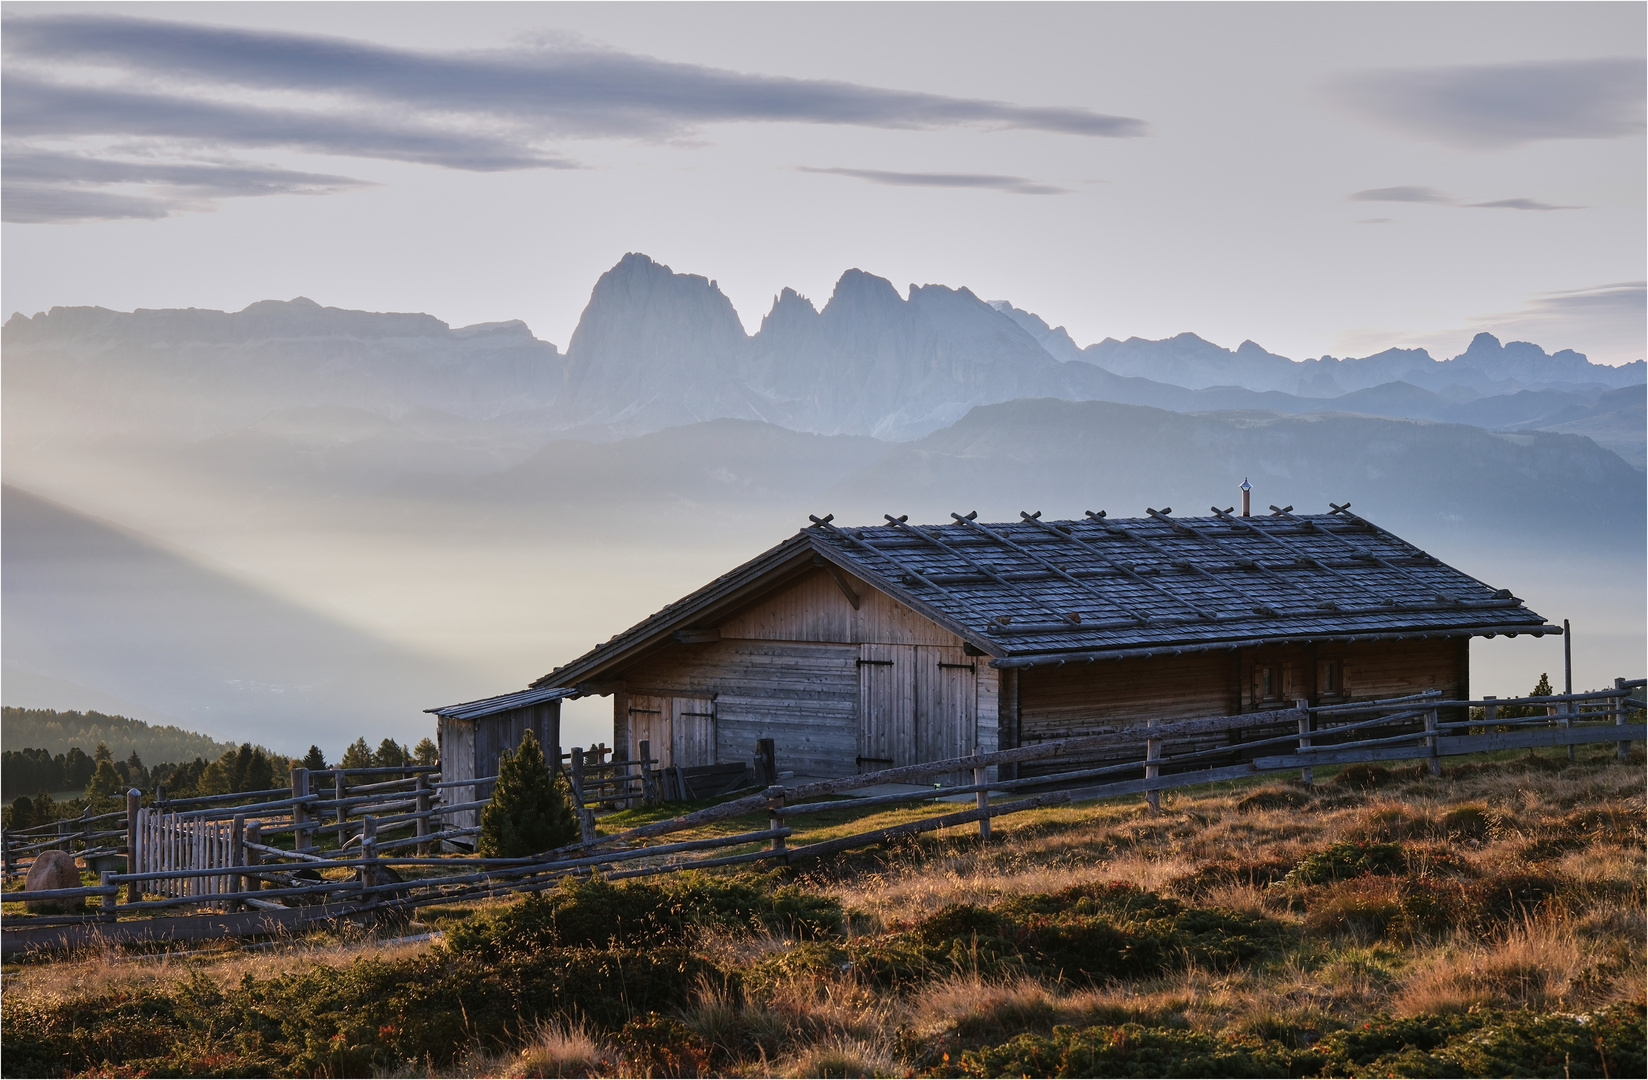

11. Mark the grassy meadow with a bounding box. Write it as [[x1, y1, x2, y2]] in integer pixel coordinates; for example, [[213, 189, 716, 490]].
[[1, 746, 1643, 1078]]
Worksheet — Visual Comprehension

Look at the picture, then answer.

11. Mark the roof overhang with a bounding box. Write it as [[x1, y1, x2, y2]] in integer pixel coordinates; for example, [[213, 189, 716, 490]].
[[991, 622, 1563, 668], [426, 684, 580, 721]]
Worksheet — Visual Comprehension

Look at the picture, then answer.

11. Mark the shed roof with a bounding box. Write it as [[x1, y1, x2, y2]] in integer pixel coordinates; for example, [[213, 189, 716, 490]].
[[536, 504, 1556, 687], [426, 684, 579, 721]]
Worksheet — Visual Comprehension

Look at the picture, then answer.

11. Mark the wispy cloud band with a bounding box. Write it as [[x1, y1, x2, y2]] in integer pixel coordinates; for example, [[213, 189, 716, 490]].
[[2, 13, 1145, 222], [1333, 58, 1645, 148], [800, 166, 1068, 196], [1349, 186, 1580, 211]]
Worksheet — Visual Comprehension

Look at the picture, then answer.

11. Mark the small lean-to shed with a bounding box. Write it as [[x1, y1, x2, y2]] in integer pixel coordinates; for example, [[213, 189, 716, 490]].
[[528, 504, 1557, 781], [425, 685, 575, 828]]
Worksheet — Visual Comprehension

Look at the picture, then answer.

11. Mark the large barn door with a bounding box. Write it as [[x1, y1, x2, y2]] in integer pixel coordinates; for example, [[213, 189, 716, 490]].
[[672, 697, 717, 768], [857, 644, 916, 771], [917, 646, 977, 775]]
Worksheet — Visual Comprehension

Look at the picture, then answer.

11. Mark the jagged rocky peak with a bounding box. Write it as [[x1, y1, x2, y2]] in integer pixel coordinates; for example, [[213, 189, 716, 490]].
[[760, 287, 820, 334], [566, 252, 750, 366], [822, 268, 906, 316]]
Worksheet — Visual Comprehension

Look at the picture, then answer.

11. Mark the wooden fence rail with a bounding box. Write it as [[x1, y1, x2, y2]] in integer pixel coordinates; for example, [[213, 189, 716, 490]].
[[5, 680, 1641, 953]]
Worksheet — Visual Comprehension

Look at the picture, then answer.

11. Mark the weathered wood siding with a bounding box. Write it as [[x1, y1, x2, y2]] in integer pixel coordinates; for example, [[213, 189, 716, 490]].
[[608, 569, 998, 778], [718, 568, 964, 647], [621, 639, 859, 777], [1015, 637, 1470, 775], [439, 702, 560, 829]]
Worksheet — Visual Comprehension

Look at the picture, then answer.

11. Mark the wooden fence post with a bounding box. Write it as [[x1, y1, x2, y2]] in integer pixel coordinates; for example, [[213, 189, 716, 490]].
[[291, 766, 311, 852], [639, 740, 658, 806], [335, 770, 352, 849], [361, 815, 379, 899], [1144, 722, 1161, 813], [229, 815, 246, 911], [1425, 707, 1441, 776], [245, 820, 263, 894], [756, 738, 777, 788], [100, 870, 118, 924], [1616, 677, 1631, 761], [1295, 701, 1314, 787], [415, 773, 432, 855], [570, 747, 586, 806], [1483, 696, 1497, 732], [1, 829, 12, 884], [973, 746, 991, 841], [125, 788, 142, 900], [765, 786, 788, 862]]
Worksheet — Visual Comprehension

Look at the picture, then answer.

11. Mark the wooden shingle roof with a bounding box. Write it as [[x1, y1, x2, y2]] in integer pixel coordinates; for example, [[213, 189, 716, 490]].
[[537, 504, 1555, 686]]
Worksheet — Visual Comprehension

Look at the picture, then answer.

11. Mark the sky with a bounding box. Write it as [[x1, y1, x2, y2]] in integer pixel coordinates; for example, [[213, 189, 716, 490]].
[[2, 1, 1644, 366]]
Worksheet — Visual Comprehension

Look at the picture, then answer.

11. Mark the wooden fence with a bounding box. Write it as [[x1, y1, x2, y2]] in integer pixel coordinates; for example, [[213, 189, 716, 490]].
[[3, 680, 1641, 953]]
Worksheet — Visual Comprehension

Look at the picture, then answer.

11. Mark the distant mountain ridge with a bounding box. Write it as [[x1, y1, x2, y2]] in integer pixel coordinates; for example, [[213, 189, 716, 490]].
[[4, 253, 1640, 450]]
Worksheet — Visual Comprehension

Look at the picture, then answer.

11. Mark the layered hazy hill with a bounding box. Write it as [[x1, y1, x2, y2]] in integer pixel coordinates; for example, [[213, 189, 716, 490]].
[[3, 252, 1643, 749]]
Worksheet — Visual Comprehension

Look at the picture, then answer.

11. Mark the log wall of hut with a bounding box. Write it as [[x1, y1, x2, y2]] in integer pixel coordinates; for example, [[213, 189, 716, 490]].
[[1010, 636, 1469, 777], [609, 568, 999, 778]]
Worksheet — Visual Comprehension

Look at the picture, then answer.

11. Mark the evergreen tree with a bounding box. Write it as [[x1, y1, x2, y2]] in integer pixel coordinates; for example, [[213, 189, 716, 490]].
[[340, 738, 375, 770], [63, 747, 94, 789], [86, 759, 124, 808], [1530, 672, 1554, 698], [303, 745, 327, 771], [374, 738, 409, 768], [93, 742, 113, 764], [413, 737, 439, 766], [243, 748, 274, 792], [7, 796, 34, 830], [125, 751, 147, 789], [477, 730, 579, 858]]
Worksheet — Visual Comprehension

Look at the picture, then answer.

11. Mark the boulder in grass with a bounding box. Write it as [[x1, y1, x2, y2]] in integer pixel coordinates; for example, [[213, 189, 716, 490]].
[[23, 849, 84, 913]]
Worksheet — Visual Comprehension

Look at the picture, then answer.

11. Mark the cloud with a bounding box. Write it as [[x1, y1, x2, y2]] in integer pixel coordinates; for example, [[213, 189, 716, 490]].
[[799, 166, 1069, 195], [1464, 198, 1579, 212], [1348, 186, 1581, 211], [1349, 186, 1452, 204], [1333, 58, 1646, 148], [2, 14, 1147, 140], [1, 13, 1143, 222], [2, 149, 372, 223], [2, 75, 571, 172]]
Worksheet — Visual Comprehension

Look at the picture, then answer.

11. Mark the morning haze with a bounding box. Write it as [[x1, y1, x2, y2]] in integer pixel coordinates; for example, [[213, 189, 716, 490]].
[[1, 2, 1642, 755]]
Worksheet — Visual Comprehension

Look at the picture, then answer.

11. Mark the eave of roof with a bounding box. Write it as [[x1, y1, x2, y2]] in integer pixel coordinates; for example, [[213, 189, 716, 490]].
[[427, 684, 579, 721]]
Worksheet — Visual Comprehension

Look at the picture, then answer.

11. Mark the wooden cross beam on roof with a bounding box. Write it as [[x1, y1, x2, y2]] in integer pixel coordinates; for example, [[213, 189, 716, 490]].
[[1018, 511, 1217, 621], [1086, 510, 1279, 618], [881, 514, 1082, 626], [1142, 507, 1345, 614], [1211, 505, 1404, 609], [1266, 506, 1457, 605], [949, 512, 1151, 624]]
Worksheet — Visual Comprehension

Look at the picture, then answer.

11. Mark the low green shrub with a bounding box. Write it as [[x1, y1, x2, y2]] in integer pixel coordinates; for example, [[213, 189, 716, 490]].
[[923, 1021, 1312, 1078], [1, 946, 726, 1077], [444, 871, 842, 959], [831, 883, 1283, 991], [613, 1013, 710, 1079], [1283, 840, 1407, 885]]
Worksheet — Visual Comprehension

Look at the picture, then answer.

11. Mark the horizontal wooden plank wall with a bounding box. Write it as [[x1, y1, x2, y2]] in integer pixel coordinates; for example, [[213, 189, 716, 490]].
[[621, 640, 859, 777], [1016, 638, 1468, 776]]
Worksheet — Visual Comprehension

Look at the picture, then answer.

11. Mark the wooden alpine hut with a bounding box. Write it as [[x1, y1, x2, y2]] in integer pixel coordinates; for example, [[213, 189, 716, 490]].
[[529, 502, 1557, 781], [425, 685, 575, 827]]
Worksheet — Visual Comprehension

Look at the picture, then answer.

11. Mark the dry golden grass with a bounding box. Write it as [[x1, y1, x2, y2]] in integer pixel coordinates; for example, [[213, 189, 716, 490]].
[[5, 747, 1640, 1078]]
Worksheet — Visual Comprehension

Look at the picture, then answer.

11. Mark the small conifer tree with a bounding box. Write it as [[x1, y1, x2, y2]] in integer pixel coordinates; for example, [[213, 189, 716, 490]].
[[340, 737, 374, 769], [413, 737, 439, 766], [303, 745, 327, 771], [477, 730, 579, 857]]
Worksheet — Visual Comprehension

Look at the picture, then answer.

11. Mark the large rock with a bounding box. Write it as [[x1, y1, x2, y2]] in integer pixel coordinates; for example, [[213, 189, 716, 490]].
[[23, 849, 83, 913]]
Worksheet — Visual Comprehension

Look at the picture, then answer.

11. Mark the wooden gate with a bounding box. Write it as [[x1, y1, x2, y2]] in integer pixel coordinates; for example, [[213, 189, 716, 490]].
[[132, 809, 237, 900]]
